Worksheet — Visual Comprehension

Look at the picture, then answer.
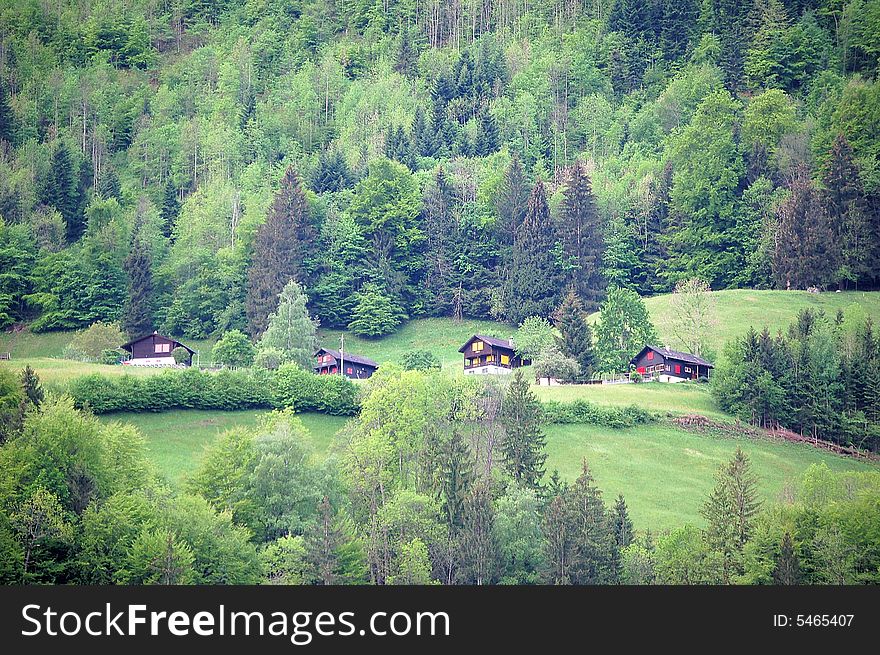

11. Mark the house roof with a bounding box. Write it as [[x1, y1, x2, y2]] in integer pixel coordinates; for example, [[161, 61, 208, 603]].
[[458, 334, 515, 353], [120, 331, 195, 354], [631, 345, 714, 368], [316, 348, 379, 369]]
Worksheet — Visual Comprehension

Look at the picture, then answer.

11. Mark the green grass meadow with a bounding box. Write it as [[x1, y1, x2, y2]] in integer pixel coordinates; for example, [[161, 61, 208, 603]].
[[97, 410, 350, 486]]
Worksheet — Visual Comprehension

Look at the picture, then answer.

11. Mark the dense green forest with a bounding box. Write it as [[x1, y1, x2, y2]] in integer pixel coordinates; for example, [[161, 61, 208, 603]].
[[1, 0, 879, 339], [2, 0, 880, 587]]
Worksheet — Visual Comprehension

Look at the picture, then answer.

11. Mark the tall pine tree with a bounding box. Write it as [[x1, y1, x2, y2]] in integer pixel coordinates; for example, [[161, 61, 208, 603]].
[[160, 180, 180, 239], [555, 289, 596, 381], [45, 143, 82, 243], [823, 133, 870, 289], [122, 222, 154, 338], [506, 180, 561, 324], [423, 168, 458, 316], [0, 81, 15, 145], [501, 369, 547, 490], [246, 167, 316, 337], [560, 161, 605, 311], [495, 155, 529, 247]]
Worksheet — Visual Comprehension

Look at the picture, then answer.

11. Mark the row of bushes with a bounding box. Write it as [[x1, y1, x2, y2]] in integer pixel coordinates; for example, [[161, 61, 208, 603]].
[[541, 400, 654, 428], [67, 365, 360, 416]]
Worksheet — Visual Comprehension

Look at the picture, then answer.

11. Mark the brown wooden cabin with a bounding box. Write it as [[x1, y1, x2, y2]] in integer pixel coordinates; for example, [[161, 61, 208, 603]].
[[314, 347, 379, 379], [629, 345, 713, 382], [120, 331, 194, 366], [458, 335, 528, 375]]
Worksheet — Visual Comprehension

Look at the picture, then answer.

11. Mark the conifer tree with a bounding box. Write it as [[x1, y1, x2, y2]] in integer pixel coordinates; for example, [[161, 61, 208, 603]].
[[495, 155, 529, 247], [304, 497, 366, 585], [19, 365, 44, 409], [312, 149, 351, 193], [560, 161, 605, 311], [160, 180, 180, 239], [423, 168, 458, 316], [458, 483, 497, 585], [0, 81, 14, 145], [823, 133, 870, 289], [45, 143, 82, 243], [501, 369, 547, 490], [612, 494, 634, 550], [701, 447, 762, 583], [542, 494, 572, 585], [394, 25, 418, 78], [97, 166, 121, 201], [555, 289, 596, 381], [474, 111, 498, 156], [246, 167, 316, 337], [506, 180, 562, 324], [122, 227, 154, 339], [566, 460, 619, 585], [772, 531, 802, 585], [441, 428, 474, 530], [773, 166, 834, 290]]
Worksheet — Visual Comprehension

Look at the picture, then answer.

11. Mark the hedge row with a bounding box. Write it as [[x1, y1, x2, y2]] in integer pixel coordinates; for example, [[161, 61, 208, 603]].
[[541, 400, 654, 428], [67, 365, 359, 416]]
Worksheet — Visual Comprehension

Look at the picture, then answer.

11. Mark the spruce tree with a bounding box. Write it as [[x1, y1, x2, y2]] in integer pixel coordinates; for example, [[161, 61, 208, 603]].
[[423, 168, 458, 316], [566, 460, 619, 585], [458, 483, 497, 585], [772, 532, 802, 585], [45, 143, 82, 243], [246, 167, 316, 337], [542, 494, 572, 585], [506, 180, 562, 324], [701, 447, 762, 583], [495, 155, 529, 247], [555, 289, 596, 381], [500, 369, 547, 490], [312, 149, 351, 193], [773, 166, 834, 290], [441, 428, 474, 530], [97, 166, 121, 201], [160, 180, 180, 239], [560, 161, 605, 311], [0, 81, 14, 145], [19, 365, 44, 409], [394, 25, 418, 78], [122, 227, 154, 339], [612, 494, 634, 550], [823, 133, 870, 289], [304, 497, 366, 585], [474, 111, 498, 156]]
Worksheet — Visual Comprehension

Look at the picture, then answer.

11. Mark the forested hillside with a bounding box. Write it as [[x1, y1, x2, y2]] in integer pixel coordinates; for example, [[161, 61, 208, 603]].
[[1, 0, 879, 340]]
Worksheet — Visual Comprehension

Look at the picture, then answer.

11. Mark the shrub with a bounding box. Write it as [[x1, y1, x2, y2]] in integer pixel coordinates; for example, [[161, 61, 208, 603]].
[[541, 400, 653, 428], [64, 322, 126, 361], [630, 371, 643, 384], [171, 346, 190, 365], [68, 367, 358, 416], [212, 330, 255, 368], [255, 347, 285, 371], [401, 350, 441, 371], [100, 349, 123, 365]]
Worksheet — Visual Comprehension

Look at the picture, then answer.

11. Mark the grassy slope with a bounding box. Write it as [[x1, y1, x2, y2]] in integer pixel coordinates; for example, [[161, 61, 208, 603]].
[[545, 423, 877, 531], [98, 410, 349, 486], [641, 289, 880, 357]]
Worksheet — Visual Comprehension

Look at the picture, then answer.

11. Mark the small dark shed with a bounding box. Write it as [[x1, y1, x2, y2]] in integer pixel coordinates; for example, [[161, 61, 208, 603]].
[[629, 345, 713, 382], [121, 331, 194, 366], [314, 348, 379, 379]]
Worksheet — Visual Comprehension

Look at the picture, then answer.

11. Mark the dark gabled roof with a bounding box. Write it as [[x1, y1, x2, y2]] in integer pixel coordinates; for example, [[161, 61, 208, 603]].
[[458, 334, 515, 353], [315, 347, 379, 369], [631, 345, 714, 368], [120, 332, 195, 354]]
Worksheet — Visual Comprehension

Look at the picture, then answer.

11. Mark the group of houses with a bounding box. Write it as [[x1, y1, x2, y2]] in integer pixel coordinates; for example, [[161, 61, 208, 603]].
[[120, 332, 712, 383]]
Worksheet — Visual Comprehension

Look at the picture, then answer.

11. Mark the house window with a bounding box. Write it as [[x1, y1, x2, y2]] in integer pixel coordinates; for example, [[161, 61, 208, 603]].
[[501, 354, 510, 365], [647, 351, 654, 361], [346, 367, 353, 374], [486, 354, 494, 363], [155, 343, 170, 354], [685, 367, 692, 373], [473, 341, 484, 352], [675, 364, 681, 374]]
